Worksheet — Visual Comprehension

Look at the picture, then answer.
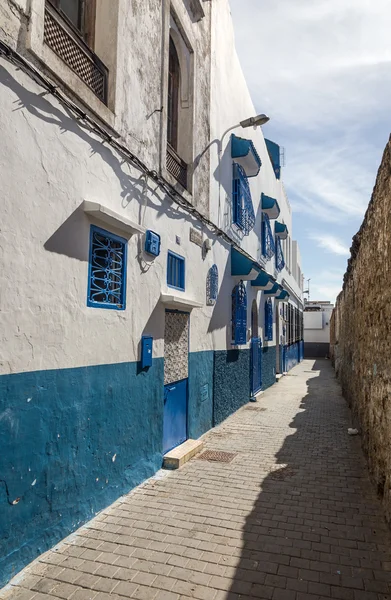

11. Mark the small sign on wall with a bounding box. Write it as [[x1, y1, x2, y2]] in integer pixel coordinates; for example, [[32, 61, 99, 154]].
[[190, 228, 203, 247]]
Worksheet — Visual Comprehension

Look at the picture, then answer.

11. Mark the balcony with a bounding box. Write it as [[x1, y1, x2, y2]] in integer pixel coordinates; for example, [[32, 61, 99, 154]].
[[43, 2, 108, 104], [166, 144, 188, 190]]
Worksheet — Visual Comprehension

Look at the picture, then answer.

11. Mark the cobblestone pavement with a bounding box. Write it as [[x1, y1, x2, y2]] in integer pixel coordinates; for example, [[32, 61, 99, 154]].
[[3, 360, 391, 600]]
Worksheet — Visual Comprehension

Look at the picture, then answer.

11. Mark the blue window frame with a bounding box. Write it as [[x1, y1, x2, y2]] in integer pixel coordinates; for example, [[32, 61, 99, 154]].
[[167, 250, 185, 291], [87, 225, 127, 310], [275, 236, 285, 272], [232, 281, 247, 345], [232, 163, 255, 236], [206, 264, 218, 306], [265, 299, 273, 341], [262, 214, 275, 259]]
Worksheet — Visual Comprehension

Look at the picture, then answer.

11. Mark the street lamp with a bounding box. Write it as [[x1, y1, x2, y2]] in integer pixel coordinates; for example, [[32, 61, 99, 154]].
[[218, 113, 270, 153]]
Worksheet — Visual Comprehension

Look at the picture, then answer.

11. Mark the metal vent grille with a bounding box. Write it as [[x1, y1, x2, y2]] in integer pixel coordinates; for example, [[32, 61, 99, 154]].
[[197, 450, 237, 463], [167, 144, 188, 189], [44, 4, 108, 103]]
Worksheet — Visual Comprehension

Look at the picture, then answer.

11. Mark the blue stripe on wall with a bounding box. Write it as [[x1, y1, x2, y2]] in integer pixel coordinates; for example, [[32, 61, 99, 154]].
[[0, 359, 165, 586], [188, 351, 214, 440], [213, 349, 250, 425], [262, 345, 277, 391]]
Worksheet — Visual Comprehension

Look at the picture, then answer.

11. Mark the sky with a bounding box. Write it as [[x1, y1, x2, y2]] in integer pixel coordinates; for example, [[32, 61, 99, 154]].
[[229, 0, 391, 303]]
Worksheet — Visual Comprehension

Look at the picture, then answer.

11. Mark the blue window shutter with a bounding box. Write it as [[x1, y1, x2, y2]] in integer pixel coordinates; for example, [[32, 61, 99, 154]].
[[232, 281, 247, 345], [275, 236, 285, 272], [167, 251, 185, 291], [262, 214, 275, 259], [265, 299, 273, 341], [232, 163, 255, 236]]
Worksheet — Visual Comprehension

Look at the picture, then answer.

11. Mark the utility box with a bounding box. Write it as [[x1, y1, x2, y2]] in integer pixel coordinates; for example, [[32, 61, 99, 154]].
[[141, 335, 153, 368], [145, 230, 161, 257]]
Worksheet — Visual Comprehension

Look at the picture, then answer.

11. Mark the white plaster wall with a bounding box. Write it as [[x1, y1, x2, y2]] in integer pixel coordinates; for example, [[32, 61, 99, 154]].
[[304, 310, 332, 343], [0, 57, 231, 374], [209, 0, 303, 311], [0, 0, 304, 378]]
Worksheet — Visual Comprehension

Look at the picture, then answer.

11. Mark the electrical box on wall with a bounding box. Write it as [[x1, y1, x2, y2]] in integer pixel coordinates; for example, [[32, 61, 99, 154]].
[[145, 230, 161, 256], [141, 335, 153, 368]]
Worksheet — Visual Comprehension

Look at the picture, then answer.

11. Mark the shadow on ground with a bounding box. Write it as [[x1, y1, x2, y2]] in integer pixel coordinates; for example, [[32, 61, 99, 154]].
[[226, 360, 391, 599]]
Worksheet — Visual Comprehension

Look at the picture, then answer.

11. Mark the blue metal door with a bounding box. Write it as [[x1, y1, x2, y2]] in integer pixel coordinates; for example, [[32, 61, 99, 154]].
[[251, 337, 262, 396], [163, 378, 188, 454], [163, 311, 189, 454]]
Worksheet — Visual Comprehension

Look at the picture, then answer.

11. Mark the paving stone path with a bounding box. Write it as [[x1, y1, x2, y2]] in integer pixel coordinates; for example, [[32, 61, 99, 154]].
[[3, 360, 391, 600]]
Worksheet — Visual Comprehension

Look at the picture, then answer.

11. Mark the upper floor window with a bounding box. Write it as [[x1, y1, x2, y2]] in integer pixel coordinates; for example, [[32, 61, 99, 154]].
[[262, 214, 275, 259], [168, 37, 180, 151], [167, 251, 185, 291], [265, 299, 273, 341], [165, 34, 189, 190], [232, 163, 255, 236], [44, 0, 108, 104], [87, 225, 127, 310], [275, 237, 285, 272], [232, 281, 247, 345]]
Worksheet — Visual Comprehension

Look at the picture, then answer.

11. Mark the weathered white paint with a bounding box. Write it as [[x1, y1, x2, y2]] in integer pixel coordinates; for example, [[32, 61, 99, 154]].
[[0, 0, 303, 377]]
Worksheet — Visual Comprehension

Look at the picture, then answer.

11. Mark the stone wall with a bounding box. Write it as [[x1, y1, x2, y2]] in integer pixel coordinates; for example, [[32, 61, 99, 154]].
[[332, 136, 391, 522]]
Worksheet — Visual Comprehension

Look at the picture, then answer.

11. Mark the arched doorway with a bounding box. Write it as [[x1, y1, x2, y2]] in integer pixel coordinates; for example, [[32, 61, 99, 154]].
[[250, 300, 262, 397]]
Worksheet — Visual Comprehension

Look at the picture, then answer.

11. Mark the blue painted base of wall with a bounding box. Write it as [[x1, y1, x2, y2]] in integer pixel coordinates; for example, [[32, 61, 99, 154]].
[[262, 345, 277, 391], [213, 349, 250, 426], [188, 351, 214, 439], [283, 341, 304, 372], [0, 350, 215, 588]]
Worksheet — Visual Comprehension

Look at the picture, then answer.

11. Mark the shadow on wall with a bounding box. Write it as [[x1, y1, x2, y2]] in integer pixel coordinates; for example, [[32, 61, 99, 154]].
[[0, 63, 209, 232], [223, 359, 391, 599]]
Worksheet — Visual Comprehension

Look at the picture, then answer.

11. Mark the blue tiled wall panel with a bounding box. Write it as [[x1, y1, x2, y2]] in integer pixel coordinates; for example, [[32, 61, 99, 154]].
[[213, 349, 250, 425], [262, 345, 277, 391], [188, 351, 214, 439], [0, 360, 165, 587]]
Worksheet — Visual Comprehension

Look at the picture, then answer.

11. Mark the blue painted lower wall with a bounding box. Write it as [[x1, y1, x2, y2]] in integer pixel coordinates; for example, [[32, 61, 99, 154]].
[[0, 349, 216, 588], [262, 345, 277, 391], [284, 341, 304, 372], [0, 359, 165, 587], [188, 351, 214, 439], [213, 349, 250, 425]]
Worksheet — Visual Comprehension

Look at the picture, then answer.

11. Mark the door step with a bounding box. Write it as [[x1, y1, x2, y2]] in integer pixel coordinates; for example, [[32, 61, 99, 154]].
[[276, 374, 284, 381], [163, 439, 204, 470]]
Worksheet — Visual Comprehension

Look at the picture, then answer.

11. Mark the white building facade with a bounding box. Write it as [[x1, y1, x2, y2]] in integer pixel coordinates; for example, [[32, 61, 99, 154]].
[[304, 300, 334, 358], [0, 0, 303, 585]]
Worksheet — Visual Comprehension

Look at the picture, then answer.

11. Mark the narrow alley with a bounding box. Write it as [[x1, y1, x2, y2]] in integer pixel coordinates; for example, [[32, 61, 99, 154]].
[[3, 360, 391, 600]]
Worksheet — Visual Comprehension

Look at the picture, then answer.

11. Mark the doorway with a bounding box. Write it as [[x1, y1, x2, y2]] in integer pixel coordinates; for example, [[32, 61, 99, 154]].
[[163, 310, 189, 454]]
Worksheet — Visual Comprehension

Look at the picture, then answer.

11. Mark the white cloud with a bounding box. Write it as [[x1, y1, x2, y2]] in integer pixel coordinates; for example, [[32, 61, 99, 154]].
[[229, 0, 389, 264], [309, 233, 350, 256]]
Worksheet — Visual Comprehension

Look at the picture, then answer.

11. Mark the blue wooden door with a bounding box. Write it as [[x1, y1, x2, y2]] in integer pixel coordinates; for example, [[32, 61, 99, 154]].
[[251, 337, 262, 396], [163, 311, 189, 454], [163, 378, 188, 454]]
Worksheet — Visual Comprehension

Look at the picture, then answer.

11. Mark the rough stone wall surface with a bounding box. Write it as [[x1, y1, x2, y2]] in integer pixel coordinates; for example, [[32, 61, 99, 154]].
[[333, 137, 391, 522]]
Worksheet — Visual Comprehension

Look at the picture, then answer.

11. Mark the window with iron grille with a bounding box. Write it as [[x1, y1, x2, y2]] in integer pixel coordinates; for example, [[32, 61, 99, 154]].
[[265, 299, 273, 341], [275, 236, 285, 272], [262, 214, 275, 259], [87, 225, 127, 310], [167, 251, 185, 291], [206, 264, 218, 306], [232, 281, 247, 345], [44, 0, 108, 104], [232, 163, 255, 236]]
